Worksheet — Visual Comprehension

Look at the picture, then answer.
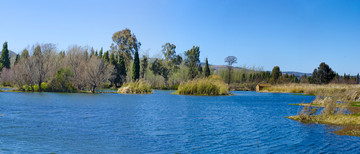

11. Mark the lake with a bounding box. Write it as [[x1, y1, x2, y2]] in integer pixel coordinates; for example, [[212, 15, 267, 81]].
[[1, 90, 359, 153]]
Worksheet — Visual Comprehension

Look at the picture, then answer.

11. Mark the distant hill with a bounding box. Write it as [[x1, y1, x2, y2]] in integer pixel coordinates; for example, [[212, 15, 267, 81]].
[[209, 64, 310, 78], [0, 50, 17, 57], [282, 72, 312, 78]]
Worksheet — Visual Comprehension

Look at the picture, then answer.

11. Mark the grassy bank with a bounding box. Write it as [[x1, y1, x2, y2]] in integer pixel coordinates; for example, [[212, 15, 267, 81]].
[[118, 80, 153, 94], [261, 83, 360, 95], [287, 115, 360, 125], [262, 84, 360, 105], [267, 84, 360, 137], [175, 75, 230, 96]]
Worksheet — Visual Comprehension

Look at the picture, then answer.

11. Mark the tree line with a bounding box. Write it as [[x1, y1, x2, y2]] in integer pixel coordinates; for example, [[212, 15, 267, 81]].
[[0, 29, 213, 93], [1, 28, 358, 93], [216, 59, 359, 90]]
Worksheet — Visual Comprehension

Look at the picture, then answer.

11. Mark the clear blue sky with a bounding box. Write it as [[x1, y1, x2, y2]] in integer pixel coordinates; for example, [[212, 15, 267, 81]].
[[1, 0, 359, 74]]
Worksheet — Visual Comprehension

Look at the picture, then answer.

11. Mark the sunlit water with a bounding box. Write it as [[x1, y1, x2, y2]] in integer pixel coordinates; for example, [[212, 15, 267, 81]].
[[0, 91, 359, 153]]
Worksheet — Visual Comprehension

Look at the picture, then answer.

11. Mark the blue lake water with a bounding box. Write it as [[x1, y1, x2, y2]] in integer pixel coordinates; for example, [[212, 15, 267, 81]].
[[0, 90, 359, 153]]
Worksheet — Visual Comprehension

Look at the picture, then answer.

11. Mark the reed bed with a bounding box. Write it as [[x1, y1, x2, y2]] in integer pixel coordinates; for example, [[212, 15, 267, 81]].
[[176, 75, 230, 96], [118, 80, 153, 94]]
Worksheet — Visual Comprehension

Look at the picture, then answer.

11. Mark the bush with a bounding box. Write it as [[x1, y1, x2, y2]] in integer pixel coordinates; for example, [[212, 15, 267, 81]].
[[176, 75, 230, 96], [118, 80, 152, 94]]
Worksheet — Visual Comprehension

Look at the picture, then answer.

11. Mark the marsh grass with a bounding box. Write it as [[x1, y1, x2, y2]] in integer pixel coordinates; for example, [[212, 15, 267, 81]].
[[118, 80, 153, 94], [278, 84, 360, 136], [262, 84, 360, 97], [175, 75, 230, 96], [263, 84, 360, 104]]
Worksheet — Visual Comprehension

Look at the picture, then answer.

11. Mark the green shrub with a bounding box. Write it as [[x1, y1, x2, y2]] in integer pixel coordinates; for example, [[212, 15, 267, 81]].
[[22, 85, 32, 92], [3, 81, 11, 87], [118, 80, 153, 94], [176, 75, 230, 96], [34, 84, 40, 92]]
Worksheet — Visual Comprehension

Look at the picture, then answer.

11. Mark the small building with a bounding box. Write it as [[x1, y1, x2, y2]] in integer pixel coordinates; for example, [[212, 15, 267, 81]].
[[256, 84, 271, 92]]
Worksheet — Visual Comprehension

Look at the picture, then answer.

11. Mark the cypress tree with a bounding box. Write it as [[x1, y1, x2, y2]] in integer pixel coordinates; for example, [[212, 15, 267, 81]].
[[99, 48, 103, 58], [241, 73, 246, 82], [204, 58, 210, 77], [0, 42, 11, 69], [141, 56, 148, 79], [15, 54, 20, 64], [132, 50, 140, 81], [118, 54, 126, 85], [90, 48, 95, 57], [103, 51, 109, 62], [33, 45, 42, 57]]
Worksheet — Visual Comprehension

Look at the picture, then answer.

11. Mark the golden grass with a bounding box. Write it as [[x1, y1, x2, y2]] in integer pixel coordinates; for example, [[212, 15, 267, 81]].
[[175, 75, 230, 96], [118, 80, 153, 94], [262, 84, 360, 103]]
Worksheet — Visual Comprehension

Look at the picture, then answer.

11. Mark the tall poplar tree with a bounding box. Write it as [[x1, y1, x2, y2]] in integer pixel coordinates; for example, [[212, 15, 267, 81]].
[[132, 50, 140, 81], [204, 58, 210, 77], [0, 42, 11, 70], [185, 46, 200, 79]]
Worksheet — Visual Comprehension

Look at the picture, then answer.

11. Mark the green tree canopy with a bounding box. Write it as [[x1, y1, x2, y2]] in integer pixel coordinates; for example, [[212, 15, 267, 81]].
[[112, 28, 141, 62], [271, 66, 281, 83], [151, 58, 170, 87], [315, 62, 336, 84]]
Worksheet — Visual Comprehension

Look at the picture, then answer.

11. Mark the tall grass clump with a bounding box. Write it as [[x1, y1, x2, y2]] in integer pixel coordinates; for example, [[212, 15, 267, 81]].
[[176, 75, 230, 96], [118, 80, 152, 94]]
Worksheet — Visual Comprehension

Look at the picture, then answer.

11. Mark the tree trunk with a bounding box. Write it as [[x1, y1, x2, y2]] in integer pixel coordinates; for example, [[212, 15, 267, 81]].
[[38, 82, 42, 92], [227, 66, 232, 85], [91, 86, 96, 93]]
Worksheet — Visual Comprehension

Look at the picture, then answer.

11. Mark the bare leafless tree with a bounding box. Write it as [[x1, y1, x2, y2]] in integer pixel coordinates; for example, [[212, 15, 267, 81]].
[[31, 44, 56, 91], [84, 56, 114, 93], [21, 57, 37, 91], [0, 68, 12, 86], [64, 45, 88, 90]]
